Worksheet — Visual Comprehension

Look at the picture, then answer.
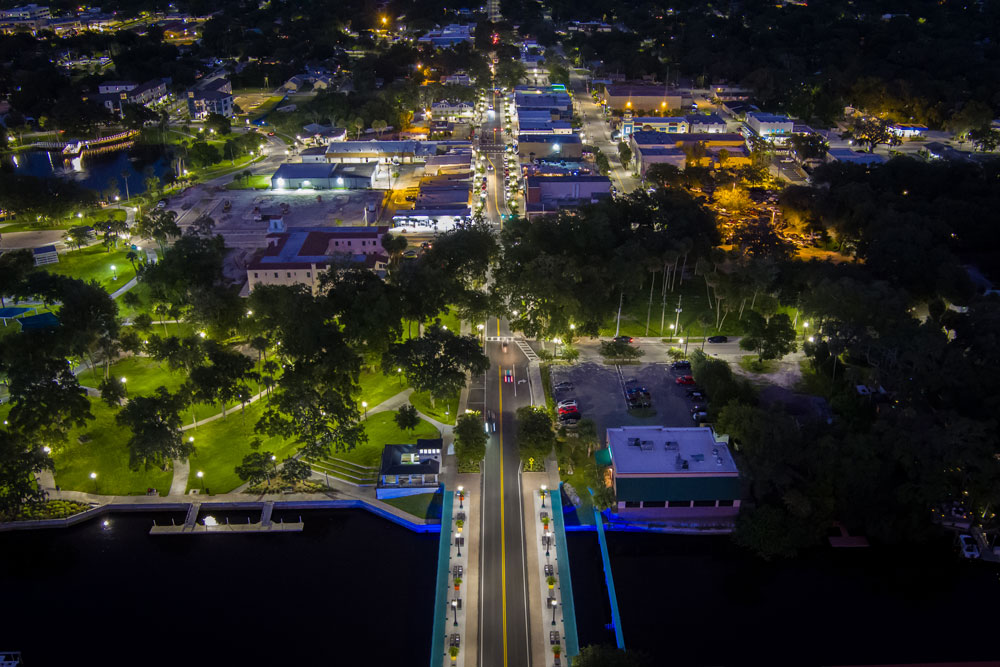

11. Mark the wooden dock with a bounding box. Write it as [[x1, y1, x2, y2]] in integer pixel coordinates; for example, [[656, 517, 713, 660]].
[[149, 501, 303, 535]]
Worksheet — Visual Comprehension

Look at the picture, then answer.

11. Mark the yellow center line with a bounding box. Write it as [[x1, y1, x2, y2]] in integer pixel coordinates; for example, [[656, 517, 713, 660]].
[[497, 316, 508, 667]]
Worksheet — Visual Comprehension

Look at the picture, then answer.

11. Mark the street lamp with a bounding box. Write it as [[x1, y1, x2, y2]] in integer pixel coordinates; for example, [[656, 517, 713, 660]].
[[802, 321, 810, 340], [120, 377, 127, 396], [197, 470, 204, 490], [540, 484, 547, 508], [545, 531, 551, 558], [271, 454, 278, 473], [111, 265, 117, 280], [550, 597, 558, 625], [90, 471, 98, 493], [362, 401, 368, 419], [397, 367, 403, 386], [452, 599, 458, 627], [458, 485, 465, 509]]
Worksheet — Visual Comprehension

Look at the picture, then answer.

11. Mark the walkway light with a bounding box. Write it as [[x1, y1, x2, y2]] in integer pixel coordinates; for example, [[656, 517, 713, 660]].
[[362, 401, 368, 419]]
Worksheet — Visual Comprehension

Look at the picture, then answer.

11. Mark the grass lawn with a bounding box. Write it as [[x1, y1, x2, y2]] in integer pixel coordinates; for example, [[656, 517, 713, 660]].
[[738, 355, 780, 374], [250, 95, 286, 118], [52, 399, 173, 496], [184, 398, 298, 494], [0, 208, 126, 234], [44, 244, 138, 293], [225, 174, 271, 190], [327, 411, 441, 467], [357, 369, 407, 410], [77, 356, 187, 394], [556, 441, 596, 525], [382, 491, 443, 520], [411, 390, 459, 425], [795, 358, 837, 399], [115, 281, 156, 319]]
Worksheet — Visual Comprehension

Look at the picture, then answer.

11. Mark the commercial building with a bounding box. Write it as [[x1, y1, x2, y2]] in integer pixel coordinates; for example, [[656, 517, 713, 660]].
[[621, 114, 689, 137], [601, 426, 740, 522], [324, 140, 440, 165], [430, 100, 474, 121], [686, 113, 728, 134], [601, 85, 687, 114], [630, 131, 749, 173], [376, 440, 443, 499], [517, 134, 583, 160], [270, 163, 376, 190], [246, 226, 389, 294], [392, 173, 473, 231], [0, 3, 49, 30], [417, 24, 474, 47], [745, 112, 795, 142], [525, 174, 611, 218]]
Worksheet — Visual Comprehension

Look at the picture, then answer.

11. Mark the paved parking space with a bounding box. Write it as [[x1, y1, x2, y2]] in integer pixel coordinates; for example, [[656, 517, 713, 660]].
[[549, 362, 696, 434]]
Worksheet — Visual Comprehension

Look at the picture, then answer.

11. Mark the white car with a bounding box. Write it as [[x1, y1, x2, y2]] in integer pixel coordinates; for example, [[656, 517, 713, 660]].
[[692, 411, 708, 423], [958, 534, 980, 559], [557, 399, 577, 409]]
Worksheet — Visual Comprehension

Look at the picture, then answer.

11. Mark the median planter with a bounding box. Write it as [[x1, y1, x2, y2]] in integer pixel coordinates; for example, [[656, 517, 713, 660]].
[[454, 576, 462, 592], [455, 518, 464, 533], [450, 646, 459, 662], [547, 575, 557, 591]]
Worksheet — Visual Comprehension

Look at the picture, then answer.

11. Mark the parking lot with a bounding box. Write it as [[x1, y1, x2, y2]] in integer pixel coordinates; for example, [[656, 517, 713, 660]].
[[549, 362, 700, 435]]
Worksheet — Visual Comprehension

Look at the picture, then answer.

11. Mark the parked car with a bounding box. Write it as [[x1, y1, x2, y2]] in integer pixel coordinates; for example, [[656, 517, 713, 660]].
[[403, 249, 418, 259], [687, 390, 706, 401], [157, 199, 168, 208], [613, 335, 634, 344], [671, 360, 691, 371], [627, 394, 651, 408], [625, 385, 648, 395], [957, 534, 980, 559], [553, 381, 573, 391], [557, 399, 577, 409], [558, 404, 579, 415], [692, 411, 708, 422], [675, 375, 696, 385], [558, 412, 581, 425], [707, 335, 729, 343]]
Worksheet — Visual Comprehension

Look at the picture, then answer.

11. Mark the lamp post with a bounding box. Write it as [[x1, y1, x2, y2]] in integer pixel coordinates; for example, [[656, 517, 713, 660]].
[[550, 597, 558, 625], [457, 485, 465, 509], [545, 531, 551, 559], [397, 367, 403, 386], [802, 321, 809, 341], [90, 471, 98, 493], [452, 599, 458, 627], [540, 484, 547, 508], [362, 401, 368, 419], [197, 470, 204, 490], [111, 264, 118, 281], [270, 454, 278, 473], [477, 323, 484, 343], [456, 535, 462, 557], [120, 377, 127, 396]]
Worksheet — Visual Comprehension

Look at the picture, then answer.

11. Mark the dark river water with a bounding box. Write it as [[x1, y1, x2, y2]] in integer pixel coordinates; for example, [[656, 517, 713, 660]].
[[0, 509, 438, 666], [5, 144, 170, 196], [568, 530, 1000, 665]]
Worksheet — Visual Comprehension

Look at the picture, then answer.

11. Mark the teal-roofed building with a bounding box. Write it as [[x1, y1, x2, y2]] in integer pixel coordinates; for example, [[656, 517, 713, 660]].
[[604, 426, 740, 522]]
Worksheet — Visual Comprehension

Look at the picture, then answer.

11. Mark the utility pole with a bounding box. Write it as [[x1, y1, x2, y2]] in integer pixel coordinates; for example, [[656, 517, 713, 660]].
[[614, 291, 624, 337]]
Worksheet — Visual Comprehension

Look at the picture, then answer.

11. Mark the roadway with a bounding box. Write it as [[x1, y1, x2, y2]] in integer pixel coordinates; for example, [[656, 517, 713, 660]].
[[569, 70, 640, 194], [477, 82, 534, 667]]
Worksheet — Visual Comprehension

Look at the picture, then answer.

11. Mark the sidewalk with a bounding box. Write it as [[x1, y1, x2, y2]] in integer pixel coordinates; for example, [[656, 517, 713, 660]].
[[523, 471, 569, 667]]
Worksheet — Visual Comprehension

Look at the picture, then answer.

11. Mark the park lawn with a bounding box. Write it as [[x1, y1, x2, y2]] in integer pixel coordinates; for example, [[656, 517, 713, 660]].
[[250, 95, 286, 118], [333, 411, 441, 467], [382, 491, 444, 521], [115, 281, 155, 319], [77, 356, 187, 395], [0, 208, 126, 234], [184, 398, 298, 494], [225, 174, 271, 190], [52, 399, 172, 496], [44, 244, 137, 293], [356, 369, 407, 410], [410, 390, 459, 425], [597, 277, 801, 339]]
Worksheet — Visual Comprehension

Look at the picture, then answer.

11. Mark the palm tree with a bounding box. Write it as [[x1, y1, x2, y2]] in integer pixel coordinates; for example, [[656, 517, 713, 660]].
[[125, 250, 139, 273], [120, 169, 131, 201], [152, 302, 170, 334]]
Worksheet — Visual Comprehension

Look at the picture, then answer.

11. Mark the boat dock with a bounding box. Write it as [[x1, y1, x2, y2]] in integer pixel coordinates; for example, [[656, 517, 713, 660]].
[[149, 501, 304, 535]]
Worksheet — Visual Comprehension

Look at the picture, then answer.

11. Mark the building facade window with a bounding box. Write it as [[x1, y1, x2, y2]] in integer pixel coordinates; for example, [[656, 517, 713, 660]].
[[286, 272, 292, 278], [253, 272, 258, 278], [273, 272, 278, 278]]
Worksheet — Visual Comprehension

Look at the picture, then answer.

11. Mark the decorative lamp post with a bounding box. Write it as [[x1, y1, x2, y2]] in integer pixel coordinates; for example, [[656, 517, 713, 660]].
[[271, 454, 278, 473], [540, 484, 547, 508], [803, 321, 809, 340], [197, 470, 204, 490], [550, 597, 558, 625], [457, 485, 465, 509], [90, 471, 98, 493], [362, 401, 368, 419], [111, 265, 118, 281], [120, 377, 127, 396], [545, 531, 551, 559], [397, 367, 403, 386], [452, 599, 458, 627]]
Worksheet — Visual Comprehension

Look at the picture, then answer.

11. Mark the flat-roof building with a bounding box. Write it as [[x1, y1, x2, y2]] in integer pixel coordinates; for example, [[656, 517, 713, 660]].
[[270, 163, 376, 190], [603, 425, 740, 522], [517, 133, 583, 160], [525, 174, 611, 219], [602, 85, 687, 113]]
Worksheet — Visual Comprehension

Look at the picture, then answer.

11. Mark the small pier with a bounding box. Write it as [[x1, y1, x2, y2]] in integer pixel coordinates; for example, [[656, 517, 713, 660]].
[[149, 501, 303, 535]]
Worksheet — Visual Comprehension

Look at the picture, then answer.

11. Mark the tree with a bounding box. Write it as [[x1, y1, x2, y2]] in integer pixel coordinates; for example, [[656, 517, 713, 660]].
[[789, 133, 829, 161], [738, 312, 798, 363], [573, 645, 650, 667], [594, 150, 611, 175], [125, 250, 140, 273], [279, 457, 312, 484], [394, 403, 421, 431], [63, 226, 90, 250], [371, 119, 387, 137], [115, 387, 191, 470], [0, 429, 53, 520], [235, 451, 275, 485], [617, 141, 632, 166], [968, 127, 1000, 152], [454, 412, 487, 466], [0, 249, 34, 307], [97, 377, 128, 407], [848, 117, 899, 152], [515, 406, 556, 461], [204, 112, 231, 135], [383, 324, 489, 406], [133, 208, 181, 253], [599, 340, 644, 363]]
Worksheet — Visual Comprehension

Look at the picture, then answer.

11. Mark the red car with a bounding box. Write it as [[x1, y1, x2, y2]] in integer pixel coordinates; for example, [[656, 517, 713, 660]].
[[558, 404, 579, 415], [675, 375, 696, 385]]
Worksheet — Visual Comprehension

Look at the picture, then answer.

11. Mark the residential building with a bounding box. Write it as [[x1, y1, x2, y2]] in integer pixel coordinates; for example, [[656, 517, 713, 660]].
[[376, 440, 443, 499], [517, 134, 583, 160], [602, 85, 686, 113], [431, 100, 474, 121], [271, 163, 376, 190], [187, 78, 233, 119], [601, 426, 740, 521], [525, 174, 611, 218], [246, 226, 389, 293], [92, 79, 169, 116], [745, 112, 795, 142], [441, 71, 473, 86]]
